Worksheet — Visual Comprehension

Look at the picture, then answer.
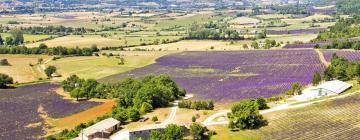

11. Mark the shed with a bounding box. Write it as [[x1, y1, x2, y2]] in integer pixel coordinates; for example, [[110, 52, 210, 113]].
[[79, 118, 120, 140], [294, 80, 352, 101]]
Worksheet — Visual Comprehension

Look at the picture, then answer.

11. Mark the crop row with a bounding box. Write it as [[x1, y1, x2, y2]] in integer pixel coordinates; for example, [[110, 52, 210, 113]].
[[102, 50, 325, 101]]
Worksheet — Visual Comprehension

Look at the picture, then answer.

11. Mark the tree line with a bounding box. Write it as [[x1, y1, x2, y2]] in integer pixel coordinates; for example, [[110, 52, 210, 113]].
[[323, 54, 360, 83], [187, 20, 243, 40], [178, 100, 214, 110], [316, 40, 360, 50], [0, 25, 94, 35], [0, 44, 99, 56], [315, 15, 360, 41]]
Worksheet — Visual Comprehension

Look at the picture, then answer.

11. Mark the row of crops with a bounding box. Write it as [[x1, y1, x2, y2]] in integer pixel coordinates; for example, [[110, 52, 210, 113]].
[[100, 50, 325, 101], [238, 92, 360, 139], [0, 83, 100, 139]]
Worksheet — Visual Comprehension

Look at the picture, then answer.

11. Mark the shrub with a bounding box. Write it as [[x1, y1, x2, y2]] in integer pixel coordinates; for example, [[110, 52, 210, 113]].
[[0, 73, 13, 88], [152, 116, 158, 122], [0, 59, 9, 66]]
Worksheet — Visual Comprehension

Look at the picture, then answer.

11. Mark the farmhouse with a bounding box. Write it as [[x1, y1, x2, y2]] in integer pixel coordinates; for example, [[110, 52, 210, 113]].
[[294, 80, 352, 101], [75, 118, 120, 140]]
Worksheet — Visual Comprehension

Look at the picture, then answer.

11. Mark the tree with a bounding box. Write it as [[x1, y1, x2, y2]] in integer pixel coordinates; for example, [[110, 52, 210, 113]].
[[70, 87, 83, 101], [39, 43, 48, 49], [163, 124, 184, 140], [255, 96, 268, 110], [251, 41, 259, 49], [192, 116, 197, 122], [140, 102, 153, 114], [62, 75, 83, 92], [112, 107, 128, 123], [0, 34, 3, 45], [228, 99, 265, 130], [242, 44, 249, 49], [0, 73, 13, 88], [44, 66, 57, 77], [324, 66, 335, 81], [10, 30, 24, 45], [190, 123, 209, 140], [127, 108, 140, 121], [149, 130, 163, 140], [5, 37, 13, 45], [312, 72, 322, 86]]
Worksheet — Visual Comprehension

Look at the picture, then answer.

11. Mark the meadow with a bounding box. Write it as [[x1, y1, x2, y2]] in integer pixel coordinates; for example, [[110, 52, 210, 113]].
[[0, 54, 50, 83], [46, 51, 172, 80]]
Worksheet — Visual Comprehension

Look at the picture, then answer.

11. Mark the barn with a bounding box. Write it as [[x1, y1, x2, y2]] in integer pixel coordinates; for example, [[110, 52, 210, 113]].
[[294, 80, 352, 101]]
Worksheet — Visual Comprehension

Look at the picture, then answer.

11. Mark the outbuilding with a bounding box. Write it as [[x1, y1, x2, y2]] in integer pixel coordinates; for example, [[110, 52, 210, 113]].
[[294, 80, 352, 101], [76, 118, 120, 140]]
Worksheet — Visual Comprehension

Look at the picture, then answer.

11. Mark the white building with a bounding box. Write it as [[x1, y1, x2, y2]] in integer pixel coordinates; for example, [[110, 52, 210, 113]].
[[75, 118, 120, 140], [294, 80, 352, 101]]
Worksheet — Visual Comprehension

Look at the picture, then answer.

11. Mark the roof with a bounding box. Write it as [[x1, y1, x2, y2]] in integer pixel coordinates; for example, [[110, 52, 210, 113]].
[[316, 80, 352, 94], [82, 118, 120, 136]]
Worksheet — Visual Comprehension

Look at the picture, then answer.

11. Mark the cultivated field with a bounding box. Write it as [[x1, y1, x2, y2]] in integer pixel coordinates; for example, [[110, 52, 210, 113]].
[[0, 33, 54, 43], [100, 50, 325, 101], [0, 83, 101, 139], [211, 91, 360, 140], [321, 50, 360, 62], [0, 54, 50, 83]]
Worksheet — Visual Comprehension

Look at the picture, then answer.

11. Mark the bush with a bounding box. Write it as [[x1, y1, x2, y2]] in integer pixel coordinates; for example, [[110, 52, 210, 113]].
[[0, 73, 13, 88], [0, 59, 9, 66], [152, 116, 158, 122], [255, 96, 268, 110]]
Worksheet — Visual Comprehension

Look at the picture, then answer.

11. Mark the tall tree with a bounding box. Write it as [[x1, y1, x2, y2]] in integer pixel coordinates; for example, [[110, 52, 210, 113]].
[[312, 72, 322, 86], [10, 30, 24, 45], [0, 34, 3, 45]]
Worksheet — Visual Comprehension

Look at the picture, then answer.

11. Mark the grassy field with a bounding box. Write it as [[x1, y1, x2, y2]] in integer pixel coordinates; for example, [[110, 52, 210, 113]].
[[46, 51, 172, 80], [255, 14, 292, 20], [281, 14, 333, 25], [0, 54, 49, 83], [210, 88, 360, 140], [260, 34, 318, 44], [26, 35, 182, 48], [229, 17, 260, 25], [151, 12, 223, 31]]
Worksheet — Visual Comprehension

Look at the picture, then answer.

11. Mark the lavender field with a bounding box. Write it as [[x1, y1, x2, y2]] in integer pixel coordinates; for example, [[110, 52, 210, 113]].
[[267, 28, 327, 35], [0, 83, 100, 139], [321, 50, 360, 62], [101, 50, 325, 101], [283, 41, 332, 49]]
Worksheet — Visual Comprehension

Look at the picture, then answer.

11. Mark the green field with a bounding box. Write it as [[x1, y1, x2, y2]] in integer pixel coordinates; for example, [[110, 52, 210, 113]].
[[151, 13, 223, 31], [46, 51, 172, 80]]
